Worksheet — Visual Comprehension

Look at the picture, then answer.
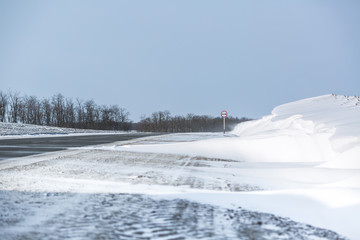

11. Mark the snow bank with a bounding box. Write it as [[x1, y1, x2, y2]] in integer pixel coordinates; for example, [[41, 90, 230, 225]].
[[0, 122, 127, 138], [233, 94, 360, 168], [118, 94, 360, 168]]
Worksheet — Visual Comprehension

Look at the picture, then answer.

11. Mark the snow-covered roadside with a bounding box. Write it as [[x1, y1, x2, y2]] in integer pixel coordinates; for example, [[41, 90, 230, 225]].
[[156, 189, 360, 240], [0, 132, 349, 239], [96, 94, 360, 239], [0, 131, 354, 239], [0, 122, 129, 139]]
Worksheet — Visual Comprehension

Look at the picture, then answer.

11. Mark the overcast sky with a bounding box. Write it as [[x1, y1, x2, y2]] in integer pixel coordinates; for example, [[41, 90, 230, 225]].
[[1, 0, 359, 121]]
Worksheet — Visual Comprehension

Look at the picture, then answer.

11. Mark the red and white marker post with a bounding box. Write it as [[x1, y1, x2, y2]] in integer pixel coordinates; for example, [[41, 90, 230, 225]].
[[221, 110, 228, 134]]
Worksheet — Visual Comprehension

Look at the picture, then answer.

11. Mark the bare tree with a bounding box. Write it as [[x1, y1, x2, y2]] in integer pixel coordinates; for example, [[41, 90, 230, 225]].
[[52, 94, 65, 127], [114, 106, 130, 131], [84, 100, 96, 129], [42, 98, 52, 126], [93, 105, 101, 128], [100, 105, 111, 129], [34, 98, 43, 125], [0, 91, 8, 122], [8, 91, 22, 123], [64, 98, 75, 128], [75, 98, 85, 128], [23, 95, 38, 124]]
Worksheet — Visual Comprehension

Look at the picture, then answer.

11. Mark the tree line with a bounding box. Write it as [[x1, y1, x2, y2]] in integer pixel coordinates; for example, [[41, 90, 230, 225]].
[[136, 111, 251, 132], [0, 90, 251, 132], [0, 91, 130, 130]]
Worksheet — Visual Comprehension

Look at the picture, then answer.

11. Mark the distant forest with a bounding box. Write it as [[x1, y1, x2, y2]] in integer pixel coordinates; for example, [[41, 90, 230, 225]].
[[137, 111, 250, 132], [0, 91, 251, 132]]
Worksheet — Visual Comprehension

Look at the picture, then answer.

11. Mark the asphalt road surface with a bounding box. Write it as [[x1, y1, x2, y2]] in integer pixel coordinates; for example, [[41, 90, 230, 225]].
[[0, 133, 161, 161]]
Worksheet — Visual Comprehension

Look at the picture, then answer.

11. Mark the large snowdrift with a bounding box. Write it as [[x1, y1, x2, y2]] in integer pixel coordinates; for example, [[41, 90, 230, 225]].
[[232, 94, 360, 168], [120, 94, 360, 168]]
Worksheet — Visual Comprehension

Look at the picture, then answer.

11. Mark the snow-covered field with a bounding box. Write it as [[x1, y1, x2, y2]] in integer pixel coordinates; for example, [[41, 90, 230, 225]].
[[0, 122, 127, 138], [1, 94, 359, 239]]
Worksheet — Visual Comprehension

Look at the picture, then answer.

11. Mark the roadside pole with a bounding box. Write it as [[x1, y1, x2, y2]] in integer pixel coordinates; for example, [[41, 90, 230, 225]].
[[221, 110, 228, 134], [223, 117, 225, 134]]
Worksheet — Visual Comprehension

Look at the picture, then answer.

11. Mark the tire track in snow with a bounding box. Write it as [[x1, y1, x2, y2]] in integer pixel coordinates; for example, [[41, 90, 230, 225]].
[[0, 191, 347, 240]]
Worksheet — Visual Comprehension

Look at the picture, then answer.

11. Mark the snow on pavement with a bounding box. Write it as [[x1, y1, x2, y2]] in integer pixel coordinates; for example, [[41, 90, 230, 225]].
[[0, 132, 349, 239], [0, 191, 345, 240]]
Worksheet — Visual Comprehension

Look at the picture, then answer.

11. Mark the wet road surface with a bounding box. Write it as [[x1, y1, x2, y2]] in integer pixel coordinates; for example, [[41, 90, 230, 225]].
[[0, 133, 161, 160]]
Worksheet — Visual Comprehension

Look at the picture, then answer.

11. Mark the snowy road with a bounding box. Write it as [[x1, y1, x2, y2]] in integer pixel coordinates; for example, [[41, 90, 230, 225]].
[[0, 133, 349, 239], [0, 191, 345, 240], [0, 133, 160, 160]]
